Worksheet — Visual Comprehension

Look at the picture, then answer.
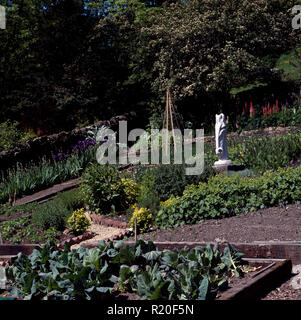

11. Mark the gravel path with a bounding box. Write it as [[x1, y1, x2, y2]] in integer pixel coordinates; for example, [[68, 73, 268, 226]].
[[71, 223, 123, 250], [261, 275, 301, 300]]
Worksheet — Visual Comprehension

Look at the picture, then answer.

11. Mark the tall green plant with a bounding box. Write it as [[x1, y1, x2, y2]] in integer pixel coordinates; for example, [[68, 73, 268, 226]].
[[228, 133, 301, 174], [0, 145, 97, 204], [80, 163, 122, 214]]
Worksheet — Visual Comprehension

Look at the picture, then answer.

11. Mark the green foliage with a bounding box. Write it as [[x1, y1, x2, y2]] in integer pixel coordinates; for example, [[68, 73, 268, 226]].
[[228, 133, 301, 174], [1, 217, 61, 244], [132, 142, 216, 216], [0, 0, 299, 135], [80, 164, 121, 214], [80, 164, 140, 214], [0, 202, 38, 217], [0, 144, 96, 204], [135, 167, 161, 214], [141, 0, 298, 101], [4, 239, 244, 300], [0, 190, 84, 243], [136, 161, 216, 203], [31, 200, 71, 231], [128, 243, 244, 300], [67, 208, 90, 236], [156, 167, 301, 229], [112, 178, 141, 211], [275, 45, 301, 82], [0, 120, 22, 152], [0, 0, 98, 133], [5, 240, 120, 300], [56, 189, 85, 212]]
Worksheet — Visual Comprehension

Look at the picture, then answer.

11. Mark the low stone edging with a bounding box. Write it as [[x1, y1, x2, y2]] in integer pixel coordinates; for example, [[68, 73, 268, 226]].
[[89, 213, 133, 243], [56, 214, 133, 249], [56, 231, 95, 249], [190, 125, 300, 146], [89, 214, 129, 229]]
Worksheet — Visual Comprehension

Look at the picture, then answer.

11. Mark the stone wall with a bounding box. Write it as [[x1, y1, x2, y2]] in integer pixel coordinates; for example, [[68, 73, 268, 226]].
[[0, 118, 298, 173], [0, 112, 137, 172], [198, 125, 300, 145]]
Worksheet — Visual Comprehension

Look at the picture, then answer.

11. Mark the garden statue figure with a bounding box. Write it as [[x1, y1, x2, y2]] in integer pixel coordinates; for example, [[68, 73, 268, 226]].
[[214, 113, 232, 166]]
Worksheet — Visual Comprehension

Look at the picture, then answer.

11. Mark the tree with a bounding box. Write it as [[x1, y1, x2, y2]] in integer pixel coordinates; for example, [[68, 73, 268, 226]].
[[141, 0, 300, 104], [76, 0, 161, 122], [0, 0, 162, 133], [0, 0, 97, 133]]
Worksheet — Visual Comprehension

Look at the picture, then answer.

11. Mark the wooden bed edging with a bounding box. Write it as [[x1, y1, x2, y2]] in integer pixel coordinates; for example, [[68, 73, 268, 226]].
[[0, 242, 293, 300], [217, 259, 292, 300], [0, 244, 38, 256], [2, 240, 301, 264], [121, 241, 301, 265]]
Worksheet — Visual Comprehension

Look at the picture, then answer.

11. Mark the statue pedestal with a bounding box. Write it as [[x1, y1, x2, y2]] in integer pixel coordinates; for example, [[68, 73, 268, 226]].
[[213, 159, 232, 166], [212, 163, 245, 174]]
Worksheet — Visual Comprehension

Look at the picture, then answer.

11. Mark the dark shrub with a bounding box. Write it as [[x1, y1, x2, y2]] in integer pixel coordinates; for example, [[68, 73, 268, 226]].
[[79, 163, 121, 214], [32, 200, 71, 231], [136, 162, 216, 202]]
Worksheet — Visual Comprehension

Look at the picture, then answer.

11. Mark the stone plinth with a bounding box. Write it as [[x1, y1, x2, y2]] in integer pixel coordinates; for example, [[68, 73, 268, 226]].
[[212, 163, 246, 174]]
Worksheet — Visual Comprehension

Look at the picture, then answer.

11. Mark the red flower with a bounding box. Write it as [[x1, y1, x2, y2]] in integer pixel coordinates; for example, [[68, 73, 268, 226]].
[[273, 104, 277, 113], [243, 102, 248, 115], [250, 102, 255, 118]]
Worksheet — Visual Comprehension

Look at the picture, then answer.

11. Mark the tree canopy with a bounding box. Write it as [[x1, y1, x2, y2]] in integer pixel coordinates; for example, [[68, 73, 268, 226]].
[[0, 0, 299, 134], [142, 0, 299, 100]]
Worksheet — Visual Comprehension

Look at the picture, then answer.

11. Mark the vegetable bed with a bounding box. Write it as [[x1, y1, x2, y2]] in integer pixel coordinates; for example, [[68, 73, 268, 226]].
[[1, 240, 258, 300]]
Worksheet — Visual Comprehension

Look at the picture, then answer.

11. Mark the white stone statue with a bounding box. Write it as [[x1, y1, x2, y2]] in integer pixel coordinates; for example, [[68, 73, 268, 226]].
[[214, 113, 232, 166]]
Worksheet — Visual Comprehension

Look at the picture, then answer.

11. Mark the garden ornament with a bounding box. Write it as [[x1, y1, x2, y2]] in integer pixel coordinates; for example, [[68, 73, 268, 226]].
[[214, 113, 232, 166]]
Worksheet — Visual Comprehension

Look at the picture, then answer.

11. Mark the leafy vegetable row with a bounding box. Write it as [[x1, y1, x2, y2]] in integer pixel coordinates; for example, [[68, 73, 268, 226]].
[[4, 240, 245, 300]]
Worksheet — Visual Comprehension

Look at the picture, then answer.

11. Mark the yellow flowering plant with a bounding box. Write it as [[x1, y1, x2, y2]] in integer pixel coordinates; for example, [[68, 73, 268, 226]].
[[160, 196, 180, 208], [112, 178, 140, 211], [129, 205, 153, 234], [67, 208, 90, 236]]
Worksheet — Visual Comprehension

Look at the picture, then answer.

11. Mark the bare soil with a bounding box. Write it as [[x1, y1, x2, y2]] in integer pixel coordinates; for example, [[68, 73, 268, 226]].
[[136, 204, 301, 243], [261, 274, 301, 300]]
